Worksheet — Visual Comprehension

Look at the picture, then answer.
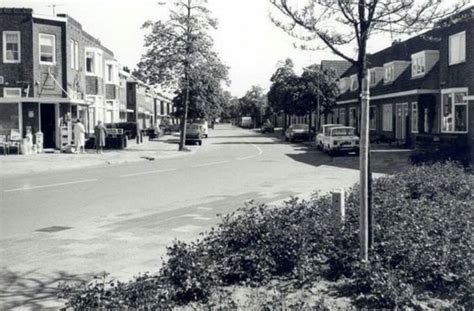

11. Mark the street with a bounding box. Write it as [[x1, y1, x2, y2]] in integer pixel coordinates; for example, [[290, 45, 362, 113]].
[[0, 124, 401, 309]]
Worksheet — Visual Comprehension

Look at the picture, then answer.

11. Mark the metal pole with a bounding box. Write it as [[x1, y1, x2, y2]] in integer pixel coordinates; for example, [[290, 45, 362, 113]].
[[317, 72, 320, 131], [360, 71, 370, 262]]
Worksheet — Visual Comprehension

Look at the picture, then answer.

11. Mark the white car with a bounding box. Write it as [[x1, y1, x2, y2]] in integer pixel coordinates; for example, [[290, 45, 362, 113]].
[[285, 124, 310, 142], [322, 126, 359, 156], [315, 124, 342, 150], [194, 119, 209, 138]]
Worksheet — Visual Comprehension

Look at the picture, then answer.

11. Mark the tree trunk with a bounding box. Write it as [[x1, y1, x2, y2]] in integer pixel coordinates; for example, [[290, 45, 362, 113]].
[[179, 84, 189, 151]]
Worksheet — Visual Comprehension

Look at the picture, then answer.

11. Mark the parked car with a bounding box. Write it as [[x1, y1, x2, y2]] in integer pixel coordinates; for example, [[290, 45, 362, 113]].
[[285, 124, 310, 142], [145, 124, 162, 140], [322, 126, 359, 156], [315, 124, 343, 150], [105, 122, 138, 139], [261, 122, 274, 133], [185, 123, 203, 145], [193, 119, 209, 138]]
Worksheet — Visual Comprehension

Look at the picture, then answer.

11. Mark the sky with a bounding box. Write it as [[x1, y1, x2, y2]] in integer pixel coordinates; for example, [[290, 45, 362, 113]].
[[3, 0, 471, 97]]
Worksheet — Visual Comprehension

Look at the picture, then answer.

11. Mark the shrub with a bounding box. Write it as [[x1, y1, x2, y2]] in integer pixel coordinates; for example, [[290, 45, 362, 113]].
[[60, 162, 473, 309]]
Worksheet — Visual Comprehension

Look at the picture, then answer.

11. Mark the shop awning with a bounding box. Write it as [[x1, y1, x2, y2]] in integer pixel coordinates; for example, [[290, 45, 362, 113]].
[[0, 97, 87, 104]]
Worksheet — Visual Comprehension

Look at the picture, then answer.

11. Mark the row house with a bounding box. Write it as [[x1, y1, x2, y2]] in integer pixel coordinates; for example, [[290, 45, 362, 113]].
[[0, 8, 173, 150], [332, 7, 473, 154]]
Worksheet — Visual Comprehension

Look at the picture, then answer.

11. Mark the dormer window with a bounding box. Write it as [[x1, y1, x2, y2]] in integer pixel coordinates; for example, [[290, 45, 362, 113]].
[[411, 53, 425, 77], [449, 31, 466, 65], [338, 77, 349, 93], [350, 74, 358, 91], [369, 70, 376, 85], [384, 65, 394, 83]]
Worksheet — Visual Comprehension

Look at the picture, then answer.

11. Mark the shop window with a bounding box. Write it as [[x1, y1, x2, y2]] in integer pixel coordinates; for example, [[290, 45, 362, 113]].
[[449, 31, 466, 65], [0, 103, 20, 135], [3, 31, 21, 63], [442, 89, 467, 133], [39, 34, 55, 64], [4, 88, 22, 98], [369, 106, 376, 130], [411, 102, 418, 133]]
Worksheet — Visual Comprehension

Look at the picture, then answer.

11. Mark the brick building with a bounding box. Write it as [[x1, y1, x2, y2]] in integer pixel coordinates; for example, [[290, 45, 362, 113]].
[[332, 7, 473, 156], [0, 8, 172, 150]]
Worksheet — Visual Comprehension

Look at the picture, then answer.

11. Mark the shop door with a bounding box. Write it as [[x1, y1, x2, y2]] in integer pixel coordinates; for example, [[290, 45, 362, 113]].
[[40, 104, 56, 148], [395, 103, 409, 143]]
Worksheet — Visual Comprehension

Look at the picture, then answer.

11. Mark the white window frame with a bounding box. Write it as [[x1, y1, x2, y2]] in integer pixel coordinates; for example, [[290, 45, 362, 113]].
[[70, 39, 80, 70], [382, 104, 393, 131], [384, 65, 394, 83], [3, 31, 21, 63], [74, 41, 79, 70], [350, 75, 358, 91], [4, 87, 22, 98], [411, 102, 418, 133], [85, 48, 104, 77], [411, 52, 426, 77], [105, 61, 119, 84], [369, 69, 376, 86], [39, 33, 56, 65], [441, 87, 468, 133], [449, 31, 466, 66]]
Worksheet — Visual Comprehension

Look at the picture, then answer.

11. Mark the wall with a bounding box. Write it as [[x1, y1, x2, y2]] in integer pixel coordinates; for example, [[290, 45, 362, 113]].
[[0, 8, 34, 97]]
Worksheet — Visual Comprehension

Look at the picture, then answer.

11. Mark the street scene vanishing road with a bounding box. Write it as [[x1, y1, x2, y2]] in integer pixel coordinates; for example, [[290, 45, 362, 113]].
[[0, 124, 408, 309]]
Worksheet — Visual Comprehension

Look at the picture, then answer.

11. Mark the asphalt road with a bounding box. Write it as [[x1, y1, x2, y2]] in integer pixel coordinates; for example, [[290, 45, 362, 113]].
[[0, 124, 368, 309]]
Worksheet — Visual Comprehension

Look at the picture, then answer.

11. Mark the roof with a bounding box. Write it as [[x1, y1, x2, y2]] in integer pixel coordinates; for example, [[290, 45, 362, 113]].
[[321, 60, 352, 78]]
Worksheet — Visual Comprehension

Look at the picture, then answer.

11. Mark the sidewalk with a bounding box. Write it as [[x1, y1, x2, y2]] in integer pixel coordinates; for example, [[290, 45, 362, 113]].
[[0, 135, 194, 177]]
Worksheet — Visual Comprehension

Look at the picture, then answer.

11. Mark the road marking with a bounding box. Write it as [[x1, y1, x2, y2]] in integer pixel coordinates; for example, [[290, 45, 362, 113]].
[[119, 168, 177, 178], [191, 160, 229, 168], [4, 179, 97, 193], [196, 206, 212, 211], [371, 149, 412, 153], [236, 140, 264, 160]]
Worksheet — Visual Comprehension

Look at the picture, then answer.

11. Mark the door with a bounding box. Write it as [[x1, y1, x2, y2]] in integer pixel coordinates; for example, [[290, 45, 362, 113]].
[[40, 104, 56, 148], [395, 103, 409, 143]]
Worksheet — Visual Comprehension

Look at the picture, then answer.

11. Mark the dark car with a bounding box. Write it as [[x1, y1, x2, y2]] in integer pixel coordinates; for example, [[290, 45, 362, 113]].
[[105, 122, 138, 139], [285, 124, 310, 142], [185, 123, 203, 145], [261, 122, 274, 133]]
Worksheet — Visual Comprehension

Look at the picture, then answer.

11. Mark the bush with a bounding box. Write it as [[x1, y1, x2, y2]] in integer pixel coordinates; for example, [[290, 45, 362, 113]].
[[60, 162, 473, 309]]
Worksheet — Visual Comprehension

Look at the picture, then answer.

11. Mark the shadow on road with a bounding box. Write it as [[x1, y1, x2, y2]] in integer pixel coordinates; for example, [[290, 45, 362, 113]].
[[0, 268, 94, 310], [286, 147, 412, 175]]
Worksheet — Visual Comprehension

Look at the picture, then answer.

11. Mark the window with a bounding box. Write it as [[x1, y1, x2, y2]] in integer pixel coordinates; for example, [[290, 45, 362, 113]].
[[106, 64, 113, 82], [442, 89, 468, 133], [384, 65, 394, 83], [350, 75, 358, 91], [411, 53, 425, 77], [349, 107, 357, 127], [86, 51, 94, 74], [0, 103, 20, 135], [4, 87, 22, 98], [70, 39, 79, 70], [85, 49, 103, 76], [39, 34, 55, 64], [369, 106, 376, 130], [449, 31, 466, 65], [369, 69, 376, 86], [340, 109, 346, 125], [382, 104, 393, 131], [411, 102, 418, 133], [3, 31, 21, 63]]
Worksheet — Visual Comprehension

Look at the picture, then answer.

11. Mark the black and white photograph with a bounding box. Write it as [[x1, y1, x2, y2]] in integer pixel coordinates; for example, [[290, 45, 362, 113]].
[[0, 0, 473, 309]]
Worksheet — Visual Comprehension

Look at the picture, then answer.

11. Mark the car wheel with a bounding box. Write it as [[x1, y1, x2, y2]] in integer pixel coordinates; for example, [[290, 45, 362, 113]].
[[328, 148, 335, 156], [285, 137, 289, 142]]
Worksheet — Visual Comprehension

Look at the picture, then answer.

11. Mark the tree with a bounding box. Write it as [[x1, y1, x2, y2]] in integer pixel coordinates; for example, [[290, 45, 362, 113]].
[[171, 50, 229, 122], [293, 67, 340, 130], [267, 58, 298, 127], [137, 0, 222, 150], [269, 0, 468, 261], [239, 85, 268, 127]]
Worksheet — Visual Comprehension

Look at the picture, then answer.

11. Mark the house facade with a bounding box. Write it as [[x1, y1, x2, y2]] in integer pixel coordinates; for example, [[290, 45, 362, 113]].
[[0, 8, 172, 150], [333, 7, 473, 157]]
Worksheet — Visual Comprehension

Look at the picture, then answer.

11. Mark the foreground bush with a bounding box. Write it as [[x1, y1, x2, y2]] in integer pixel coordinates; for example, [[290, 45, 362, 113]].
[[60, 162, 473, 309]]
